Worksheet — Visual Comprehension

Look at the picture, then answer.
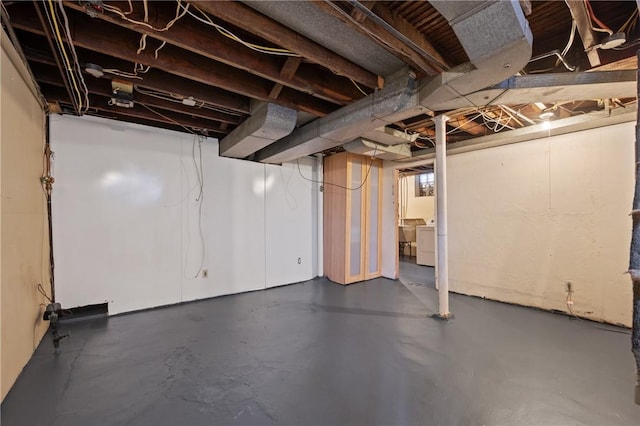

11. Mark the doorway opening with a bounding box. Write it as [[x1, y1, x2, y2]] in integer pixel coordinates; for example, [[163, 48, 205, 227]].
[[396, 164, 436, 289]]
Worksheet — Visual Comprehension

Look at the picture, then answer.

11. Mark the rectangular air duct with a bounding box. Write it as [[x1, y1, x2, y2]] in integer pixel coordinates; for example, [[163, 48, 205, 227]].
[[361, 126, 420, 146], [219, 102, 296, 159], [343, 138, 411, 160]]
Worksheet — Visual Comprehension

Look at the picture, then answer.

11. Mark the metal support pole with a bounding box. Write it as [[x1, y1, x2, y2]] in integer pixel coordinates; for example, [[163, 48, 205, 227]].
[[316, 154, 324, 277], [433, 114, 453, 320]]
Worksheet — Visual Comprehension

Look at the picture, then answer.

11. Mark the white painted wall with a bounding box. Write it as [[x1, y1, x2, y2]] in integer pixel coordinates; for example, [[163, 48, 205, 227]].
[[265, 159, 316, 288], [400, 174, 435, 223], [382, 122, 635, 326], [397, 174, 435, 256], [50, 115, 316, 315]]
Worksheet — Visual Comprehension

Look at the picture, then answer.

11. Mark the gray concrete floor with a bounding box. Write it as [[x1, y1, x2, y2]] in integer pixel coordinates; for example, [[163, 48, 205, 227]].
[[2, 271, 639, 425], [399, 256, 435, 288]]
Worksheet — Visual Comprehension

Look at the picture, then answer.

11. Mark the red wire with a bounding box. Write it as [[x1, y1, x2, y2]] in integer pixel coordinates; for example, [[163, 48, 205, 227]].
[[585, 0, 612, 32]]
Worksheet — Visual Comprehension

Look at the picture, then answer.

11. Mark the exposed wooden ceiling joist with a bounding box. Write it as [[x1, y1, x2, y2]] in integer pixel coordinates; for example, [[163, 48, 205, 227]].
[[31, 61, 242, 125], [446, 115, 490, 137], [3, 0, 638, 156], [10, 5, 337, 117], [12, 23, 252, 115], [370, 2, 449, 71], [32, 0, 79, 114], [63, 1, 364, 106], [190, 0, 383, 89], [269, 57, 302, 100], [565, 0, 601, 67], [42, 83, 229, 136]]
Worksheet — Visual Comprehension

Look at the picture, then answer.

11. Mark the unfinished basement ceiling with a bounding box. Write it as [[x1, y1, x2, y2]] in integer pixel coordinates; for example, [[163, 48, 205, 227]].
[[1, 0, 638, 162]]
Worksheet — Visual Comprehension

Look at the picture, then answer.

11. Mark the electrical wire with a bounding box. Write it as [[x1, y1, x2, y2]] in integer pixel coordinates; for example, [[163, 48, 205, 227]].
[[42, 2, 78, 107], [613, 37, 640, 50], [138, 103, 196, 134], [103, 68, 144, 80], [350, 78, 369, 96], [154, 41, 167, 59], [192, 135, 205, 278], [296, 145, 378, 191], [446, 113, 483, 135], [43, 0, 87, 113], [414, 138, 433, 149], [566, 292, 631, 335], [101, 0, 189, 32], [47, 1, 84, 110], [55, 0, 89, 113], [123, 0, 133, 15], [137, 33, 148, 54], [558, 105, 586, 116], [134, 85, 244, 116], [280, 164, 298, 210], [182, 3, 300, 57], [479, 109, 515, 132], [143, 0, 149, 23], [584, 0, 613, 35], [134, 63, 151, 75], [37, 283, 53, 303], [617, 8, 639, 34], [561, 20, 577, 57]]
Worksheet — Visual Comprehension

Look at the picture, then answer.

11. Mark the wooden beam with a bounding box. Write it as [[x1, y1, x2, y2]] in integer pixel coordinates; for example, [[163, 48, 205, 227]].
[[63, 1, 363, 105], [519, 0, 532, 16], [31, 62, 242, 125], [370, 2, 449, 72], [565, 0, 601, 67], [269, 57, 302, 100], [445, 116, 487, 137], [589, 55, 638, 71], [42, 84, 229, 134], [32, 1, 78, 113], [14, 21, 251, 114], [10, 9, 337, 116], [191, 0, 382, 89], [350, 1, 377, 23], [269, 84, 284, 100], [280, 57, 303, 79]]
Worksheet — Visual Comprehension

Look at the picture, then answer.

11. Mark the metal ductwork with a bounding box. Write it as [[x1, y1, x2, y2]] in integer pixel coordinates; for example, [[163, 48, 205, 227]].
[[418, 0, 533, 110], [423, 69, 636, 111], [343, 138, 412, 160], [254, 0, 533, 164], [362, 126, 420, 146], [219, 102, 297, 159]]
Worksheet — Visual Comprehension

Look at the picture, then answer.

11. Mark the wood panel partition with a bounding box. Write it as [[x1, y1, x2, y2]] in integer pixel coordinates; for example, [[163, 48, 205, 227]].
[[324, 152, 382, 285]]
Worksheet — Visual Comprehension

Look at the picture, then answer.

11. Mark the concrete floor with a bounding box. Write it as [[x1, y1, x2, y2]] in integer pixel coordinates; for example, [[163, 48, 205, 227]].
[[2, 273, 639, 425], [399, 256, 435, 289]]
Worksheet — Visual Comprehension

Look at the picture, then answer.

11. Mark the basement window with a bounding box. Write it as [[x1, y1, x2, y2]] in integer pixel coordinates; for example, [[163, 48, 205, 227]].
[[415, 172, 435, 197]]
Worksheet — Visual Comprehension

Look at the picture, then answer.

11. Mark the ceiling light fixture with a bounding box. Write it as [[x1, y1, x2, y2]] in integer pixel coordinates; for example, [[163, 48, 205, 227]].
[[599, 32, 626, 49], [539, 111, 555, 120], [84, 63, 104, 78]]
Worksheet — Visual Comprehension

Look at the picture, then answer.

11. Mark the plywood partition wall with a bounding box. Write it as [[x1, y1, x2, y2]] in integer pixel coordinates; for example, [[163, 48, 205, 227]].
[[323, 153, 347, 283], [323, 152, 382, 285], [1, 37, 49, 400]]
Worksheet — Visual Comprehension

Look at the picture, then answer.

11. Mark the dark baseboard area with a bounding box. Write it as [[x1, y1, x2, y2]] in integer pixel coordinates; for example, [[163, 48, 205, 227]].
[[59, 302, 108, 323]]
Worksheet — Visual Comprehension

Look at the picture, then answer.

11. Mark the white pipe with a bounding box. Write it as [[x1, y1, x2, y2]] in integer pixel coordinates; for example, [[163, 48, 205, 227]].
[[316, 154, 324, 277], [435, 114, 452, 319]]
